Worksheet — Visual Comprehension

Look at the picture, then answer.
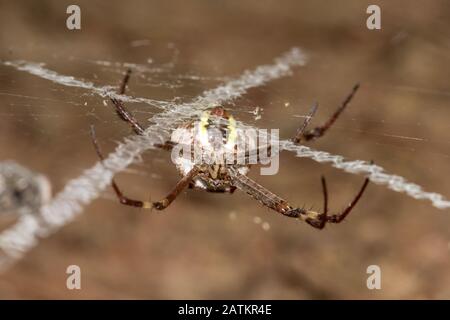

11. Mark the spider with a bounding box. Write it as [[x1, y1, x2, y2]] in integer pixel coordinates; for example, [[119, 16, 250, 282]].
[[90, 69, 369, 229]]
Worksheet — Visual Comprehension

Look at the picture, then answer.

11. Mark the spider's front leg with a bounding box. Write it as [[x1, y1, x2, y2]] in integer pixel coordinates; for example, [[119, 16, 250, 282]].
[[292, 83, 360, 143], [230, 168, 369, 229], [107, 69, 175, 151], [109, 69, 146, 135]]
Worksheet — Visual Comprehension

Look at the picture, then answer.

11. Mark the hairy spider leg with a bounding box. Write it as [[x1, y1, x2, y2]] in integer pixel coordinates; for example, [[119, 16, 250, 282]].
[[294, 102, 318, 139], [90, 70, 192, 209], [229, 168, 369, 230], [90, 125, 197, 210], [109, 69, 174, 150], [236, 84, 359, 166], [292, 83, 360, 143], [110, 69, 145, 135]]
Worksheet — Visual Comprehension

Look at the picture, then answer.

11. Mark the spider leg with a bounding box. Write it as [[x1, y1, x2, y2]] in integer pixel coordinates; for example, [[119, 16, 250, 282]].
[[118, 68, 131, 95], [291, 176, 369, 229], [154, 141, 176, 151], [104, 69, 175, 150], [108, 69, 145, 135], [151, 167, 199, 210], [110, 97, 146, 135], [292, 83, 360, 143], [232, 103, 316, 165], [229, 168, 369, 230], [322, 175, 369, 224], [90, 125, 196, 210], [294, 102, 318, 140]]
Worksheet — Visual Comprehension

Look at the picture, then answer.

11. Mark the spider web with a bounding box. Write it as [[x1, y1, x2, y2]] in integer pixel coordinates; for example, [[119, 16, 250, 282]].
[[0, 46, 449, 270]]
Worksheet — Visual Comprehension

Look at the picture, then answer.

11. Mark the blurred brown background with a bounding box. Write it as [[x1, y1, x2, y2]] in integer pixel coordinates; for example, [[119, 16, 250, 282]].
[[0, 0, 449, 299]]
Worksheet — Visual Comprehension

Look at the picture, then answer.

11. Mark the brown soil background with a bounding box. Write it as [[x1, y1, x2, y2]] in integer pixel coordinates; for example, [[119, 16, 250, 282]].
[[0, 0, 449, 299]]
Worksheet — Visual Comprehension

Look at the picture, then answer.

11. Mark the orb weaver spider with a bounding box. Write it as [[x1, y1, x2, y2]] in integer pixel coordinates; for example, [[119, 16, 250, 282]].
[[90, 70, 369, 229]]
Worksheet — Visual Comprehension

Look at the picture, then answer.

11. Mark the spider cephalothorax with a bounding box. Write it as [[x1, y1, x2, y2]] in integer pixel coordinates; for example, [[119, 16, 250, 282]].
[[91, 69, 369, 229], [170, 106, 251, 193]]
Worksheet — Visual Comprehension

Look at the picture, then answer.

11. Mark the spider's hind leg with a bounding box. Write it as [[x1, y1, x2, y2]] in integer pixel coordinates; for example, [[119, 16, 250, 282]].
[[298, 175, 369, 229], [230, 168, 369, 230], [89, 125, 196, 210], [292, 83, 360, 143], [90, 125, 151, 208]]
